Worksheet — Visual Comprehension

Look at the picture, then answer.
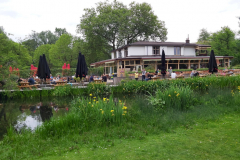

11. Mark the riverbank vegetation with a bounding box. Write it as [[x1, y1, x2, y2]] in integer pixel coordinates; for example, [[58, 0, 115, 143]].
[[0, 78, 240, 159], [2, 76, 240, 100]]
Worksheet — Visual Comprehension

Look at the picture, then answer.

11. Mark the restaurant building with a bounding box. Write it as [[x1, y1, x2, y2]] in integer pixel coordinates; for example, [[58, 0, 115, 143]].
[[90, 39, 233, 75]]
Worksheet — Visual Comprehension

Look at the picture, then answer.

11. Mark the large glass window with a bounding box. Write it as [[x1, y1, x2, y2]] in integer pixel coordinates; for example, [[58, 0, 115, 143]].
[[174, 47, 181, 55], [153, 46, 160, 55]]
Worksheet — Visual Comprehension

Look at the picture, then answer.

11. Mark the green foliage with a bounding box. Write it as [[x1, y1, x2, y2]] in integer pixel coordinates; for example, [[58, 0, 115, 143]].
[[210, 26, 236, 56], [33, 44, 52, 68], [88, 67, 104, 76], [149, 85, 197, 111], [78, 0, 167, 63], [52, 85, 72, 97], [197, 28, 211, 45], [49, 34, 74, 68], [35, 96, 127, 138]]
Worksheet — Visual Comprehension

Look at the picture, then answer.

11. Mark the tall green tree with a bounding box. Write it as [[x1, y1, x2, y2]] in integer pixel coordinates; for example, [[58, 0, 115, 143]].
[[33, 44, 52, 68], [49, 34, 78, 68], [210, 26, 236, 56], [77, 0, 167, 58], [197, 28, 211, 45]]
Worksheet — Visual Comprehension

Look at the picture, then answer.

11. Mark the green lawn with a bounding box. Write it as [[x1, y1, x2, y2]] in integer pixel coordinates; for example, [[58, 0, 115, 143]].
[[37, 114, 240, 160]]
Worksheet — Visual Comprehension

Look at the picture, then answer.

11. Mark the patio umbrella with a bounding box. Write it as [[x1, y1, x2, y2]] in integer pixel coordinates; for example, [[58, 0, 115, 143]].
[[208, 50, 218, 74], [76, 52, 88, 79], [37, 54, 51, 80], [161, 50, 166, 76]]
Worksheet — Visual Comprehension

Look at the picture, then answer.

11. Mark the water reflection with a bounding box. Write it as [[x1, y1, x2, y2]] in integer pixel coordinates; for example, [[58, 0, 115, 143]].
[[0, 97, 73, 140]]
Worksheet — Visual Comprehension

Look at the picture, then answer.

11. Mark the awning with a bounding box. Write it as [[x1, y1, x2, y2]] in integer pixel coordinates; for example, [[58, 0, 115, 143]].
[[90, 64, 95, 66], [105, 61, 115, 64], [143, 59, 160, 61]]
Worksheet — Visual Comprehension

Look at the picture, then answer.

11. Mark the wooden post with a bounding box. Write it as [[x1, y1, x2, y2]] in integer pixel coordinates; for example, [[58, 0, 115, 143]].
[[198, 60, 201, 69], [167, 60, 169, 70], [188, 60, 191, 69], [178, 60, 180, 70]]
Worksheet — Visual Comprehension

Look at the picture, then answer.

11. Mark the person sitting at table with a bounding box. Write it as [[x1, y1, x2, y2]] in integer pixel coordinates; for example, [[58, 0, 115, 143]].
[[51, 77, 57, 84], [89, 75, 94, 83], [145, 72, 153, 81], [102, 74, 107, 82], [56, 74, 60, 81], [28, 76, 35, 85], [223, 66, 228, 73], [171, 71, 177, 79], [179, 71, 184, 77], [17, 77, 23, 86]]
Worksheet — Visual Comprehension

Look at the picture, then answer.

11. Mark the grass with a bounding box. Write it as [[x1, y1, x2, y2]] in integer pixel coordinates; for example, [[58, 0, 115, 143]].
[[1, 87, 240, 160], [37, 114, 240, 160]]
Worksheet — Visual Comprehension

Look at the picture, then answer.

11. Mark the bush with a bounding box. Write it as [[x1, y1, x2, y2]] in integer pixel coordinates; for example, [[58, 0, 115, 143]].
[[149, 85, 197, 111]]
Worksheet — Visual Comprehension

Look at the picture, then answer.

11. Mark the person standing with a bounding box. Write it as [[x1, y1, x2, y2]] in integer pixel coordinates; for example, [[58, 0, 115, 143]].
[[168, 66, 172, 78], [135, 71, 139, 81], [141, 69, 146, 81]]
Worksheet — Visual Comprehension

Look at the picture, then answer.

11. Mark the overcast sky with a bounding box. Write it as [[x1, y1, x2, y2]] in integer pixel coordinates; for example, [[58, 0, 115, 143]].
[[0, 0, 239, 43]]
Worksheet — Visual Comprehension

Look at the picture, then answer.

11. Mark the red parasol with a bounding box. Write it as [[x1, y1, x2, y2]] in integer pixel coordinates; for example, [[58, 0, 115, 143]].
[[9, 66, 12, 72], [67, 64, 70, 69]]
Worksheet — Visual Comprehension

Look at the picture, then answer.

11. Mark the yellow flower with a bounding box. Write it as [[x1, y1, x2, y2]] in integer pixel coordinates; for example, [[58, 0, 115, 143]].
[[119, 100, 121, 103], [93, 97, 96, 99], [93, 99, 96, 102], [92, 105, 93, 107], [111, 110, 114, 112], [168, 94, 171, 97], [89, 102, 91, 104], [103, 98, 106, 101], [206, 85, 208, 86], [124, 111, 127, 114], [101, 111, 104, 114], [176, 93, 180, 97], [89, 94, 92, 96], [100, 109, 102, 110], [122, 106, 127, 110], [96, 101, 99, 103], [174, 91, 176, 93], [111, 114, 114, 116], [122, 114, 125, 116], [107, 99, 109, 101]]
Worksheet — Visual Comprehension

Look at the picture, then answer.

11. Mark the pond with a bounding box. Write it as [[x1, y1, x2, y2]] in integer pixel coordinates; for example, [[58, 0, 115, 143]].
[[0, 94, 135, 140]]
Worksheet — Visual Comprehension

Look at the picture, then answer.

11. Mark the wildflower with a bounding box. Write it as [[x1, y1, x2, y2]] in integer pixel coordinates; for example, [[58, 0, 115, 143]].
[[111, 110, 114, 113], [92, 105, 93, 107], [93, 97, 96, 99], [124, 111, 127, 114], [93, 99, 96, 102], [122, 106, 127, 110], [122, 114, 125, 116], [168, 94, 171, 97], [107, 99, 109, 101], [100, 109, 102, 110], [89, 94, 92, 96], [102, 111, 104, 114], [89, 102, 91, 104], [96, 101, 99, 103], [206, 85, 208, 86], [176, 93, 180, 97], [111, 114, 114, 116], [103, 98, 106, 101], [119, 100, 121, 103], [174, 91, 176, 93]]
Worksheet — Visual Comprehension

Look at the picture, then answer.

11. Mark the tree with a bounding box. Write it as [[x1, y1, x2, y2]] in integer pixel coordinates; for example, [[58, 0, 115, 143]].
[[49, 34, 78, 68], [197, 28, 210, 44], [210, 26, 236, 56], [54, 28, 68, 37], [33, 44, 52, 68], [77, 0, 167, 58]]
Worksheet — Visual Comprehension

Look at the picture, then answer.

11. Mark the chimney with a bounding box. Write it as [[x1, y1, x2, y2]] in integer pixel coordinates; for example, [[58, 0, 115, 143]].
[[186, 34, 190, 43]]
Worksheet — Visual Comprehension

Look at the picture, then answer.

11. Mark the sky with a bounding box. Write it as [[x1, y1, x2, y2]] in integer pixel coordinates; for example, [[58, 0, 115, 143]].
[[0, 0, 239, 43]]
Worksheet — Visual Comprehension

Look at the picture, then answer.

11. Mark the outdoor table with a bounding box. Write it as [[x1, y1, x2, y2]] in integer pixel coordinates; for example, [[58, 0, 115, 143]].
[[94, 79, 102, 84], [176, 75, 184, 79], [151, 76, 159, 81], [199, 74, 207, 78], [18, 82, 32, 90], [55, 81, 67, 86]]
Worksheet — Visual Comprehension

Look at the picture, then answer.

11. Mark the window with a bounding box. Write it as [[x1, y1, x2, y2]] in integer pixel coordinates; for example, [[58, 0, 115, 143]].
[[174, 47, 181, 55], [124, 48, 128, 57], [118, 51, 122, 58], [114, 52, 116, 59], [130, 60, 134, 65], [136, 60, 140, 64], [125, 61, 129, 65], [153, 46, 160, 55]]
